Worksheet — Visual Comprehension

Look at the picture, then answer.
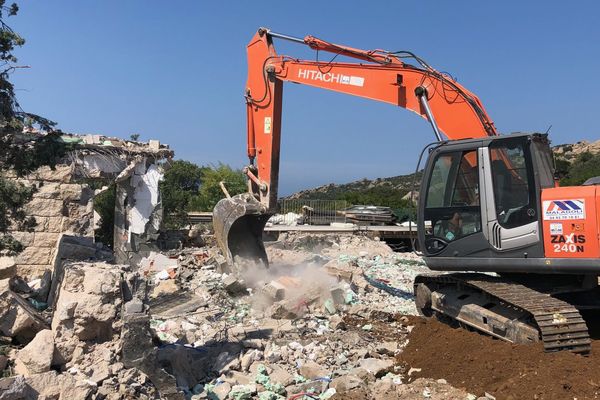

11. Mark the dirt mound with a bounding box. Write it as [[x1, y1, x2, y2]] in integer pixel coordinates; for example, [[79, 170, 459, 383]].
[[399, 318, 600, 400]]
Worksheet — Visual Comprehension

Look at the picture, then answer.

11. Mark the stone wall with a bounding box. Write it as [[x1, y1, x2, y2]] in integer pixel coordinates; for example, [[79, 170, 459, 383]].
[[7, 165, 95, 278]]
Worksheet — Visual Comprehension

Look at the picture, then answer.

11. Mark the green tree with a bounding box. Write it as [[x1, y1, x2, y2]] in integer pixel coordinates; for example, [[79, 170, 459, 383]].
[[93, 184, 116, 248], [189, 164, 247, 211], [0, 2, 65, 254], [560, 152, 600, 186], [160, 160, 205, 227]]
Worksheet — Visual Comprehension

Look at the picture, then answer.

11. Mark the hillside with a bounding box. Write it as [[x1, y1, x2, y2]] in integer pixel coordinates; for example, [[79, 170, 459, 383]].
[[286, 171, 421, 201], [287, 138, 600, 204]]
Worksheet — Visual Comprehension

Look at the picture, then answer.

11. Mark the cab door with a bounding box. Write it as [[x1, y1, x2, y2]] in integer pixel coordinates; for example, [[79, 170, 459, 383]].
[[480, 137, 540, 251]]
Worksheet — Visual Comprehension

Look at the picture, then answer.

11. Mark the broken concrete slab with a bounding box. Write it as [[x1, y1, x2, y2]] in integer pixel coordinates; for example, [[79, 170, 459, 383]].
[[15, 329, 54, 375], [51, 262, 123, 364], [358, 358, 394, 377], [223, 275, 247, 296], [330, 374, 366, 393], [298, 360, 331, 379], [147, 291, 207, 319], [269, 364, 294, 386], [24, 370, 96, 399], [259, 281, 286, 302], [121, 314, 185, 400], [0, 375, 35, 400], [212, 382, 232, 400], [150, 279, 178, 298], [124, 297, 144, 314]]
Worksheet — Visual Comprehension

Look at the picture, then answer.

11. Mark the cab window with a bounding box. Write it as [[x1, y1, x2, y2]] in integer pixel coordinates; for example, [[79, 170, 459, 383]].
[[489, 138, 537, 229], [425, 150, 481, 244]]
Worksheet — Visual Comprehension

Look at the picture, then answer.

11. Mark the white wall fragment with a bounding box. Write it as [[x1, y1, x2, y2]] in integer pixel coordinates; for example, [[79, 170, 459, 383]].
[[129, 164, 163, 235]]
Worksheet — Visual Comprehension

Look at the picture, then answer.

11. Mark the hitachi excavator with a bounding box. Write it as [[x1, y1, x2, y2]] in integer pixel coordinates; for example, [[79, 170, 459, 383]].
[[213, 28, 600, 353]]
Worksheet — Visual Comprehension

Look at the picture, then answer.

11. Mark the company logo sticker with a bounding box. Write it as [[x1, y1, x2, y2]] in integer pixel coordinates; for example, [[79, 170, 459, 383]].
[[543, 199, 585, 220], [549, 223, 563, 235], [298, 69, 365, 87]]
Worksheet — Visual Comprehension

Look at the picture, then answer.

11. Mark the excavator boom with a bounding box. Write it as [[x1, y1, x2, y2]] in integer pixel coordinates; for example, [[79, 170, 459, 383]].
[[214, 27, 497, 266]]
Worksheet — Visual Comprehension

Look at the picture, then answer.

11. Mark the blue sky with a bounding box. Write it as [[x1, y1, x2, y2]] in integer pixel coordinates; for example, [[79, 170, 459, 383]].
[[10, 1, 600, 195]]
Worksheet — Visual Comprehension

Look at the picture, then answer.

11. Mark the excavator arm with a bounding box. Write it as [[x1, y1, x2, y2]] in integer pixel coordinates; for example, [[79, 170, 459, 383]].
[[214, 27, 497, 267]]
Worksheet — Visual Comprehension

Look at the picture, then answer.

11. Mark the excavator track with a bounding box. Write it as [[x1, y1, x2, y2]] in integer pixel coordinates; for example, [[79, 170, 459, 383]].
[[415, 273, 591, 353]]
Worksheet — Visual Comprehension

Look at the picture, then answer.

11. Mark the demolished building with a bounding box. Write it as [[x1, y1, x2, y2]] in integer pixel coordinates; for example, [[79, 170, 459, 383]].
[[4, 130, 173, 278]]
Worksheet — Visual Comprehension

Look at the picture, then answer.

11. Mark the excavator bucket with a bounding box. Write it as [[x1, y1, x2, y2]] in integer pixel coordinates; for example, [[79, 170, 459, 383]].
[[213, 193, 271, 269]]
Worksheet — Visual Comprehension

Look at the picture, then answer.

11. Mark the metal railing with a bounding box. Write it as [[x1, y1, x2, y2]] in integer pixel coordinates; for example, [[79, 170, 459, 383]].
[[274, 199, 348, 226]]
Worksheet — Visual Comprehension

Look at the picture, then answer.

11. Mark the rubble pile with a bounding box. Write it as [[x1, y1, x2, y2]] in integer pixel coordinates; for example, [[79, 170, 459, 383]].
[[127, 233, 459, 399], [0, 231, 471, 399], [0, 260, 162, 399]]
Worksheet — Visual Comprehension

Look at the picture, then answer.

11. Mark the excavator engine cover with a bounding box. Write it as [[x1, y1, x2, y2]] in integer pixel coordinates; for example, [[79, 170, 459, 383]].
[[213, 193, 271, 269]]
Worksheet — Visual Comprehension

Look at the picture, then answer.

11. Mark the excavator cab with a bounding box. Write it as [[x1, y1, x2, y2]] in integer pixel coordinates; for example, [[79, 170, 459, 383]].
[[418, 133, 560, 271]]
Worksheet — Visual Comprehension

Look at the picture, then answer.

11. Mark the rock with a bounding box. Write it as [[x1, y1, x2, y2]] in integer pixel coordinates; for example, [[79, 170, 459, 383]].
[[376, 341, 398, 356], [32, 232, 60, 248], [15, 329, 54, 375], [329, 315, 346, 330], [124, 297, 144, 314], [24, 371, 64, 398], [212, 382, 232, 400], [240, 350, 262, 372], [347, 367, 375, 383], [229, 384, 257, 399], [21, 370, 96, 399], [223, 275, 246, 296], [151, 279, 178, 298], [222, 370, 253, 386], [260, 281, 286, 301], [323, 260, 355, 282], [89, 359, 112, 384], [358, 358, 393, 377], [269, 365, 294, 386], [286, 380, 327, 396], [347, 304, 369, 317], [329, 286, 346, 305], [213, 351, 240, 374], [298, 360, 330, 379], [268, 301, 302, 320], [330, 374, 365, 393], [51, 262, 122, 364], [0, 257, 16, 280], [264, 344, 282, 363], [0, 375, 35, 400], [0, 279, 47, 341], [0, 355, 7, 372], [241, 339, 264, 350]]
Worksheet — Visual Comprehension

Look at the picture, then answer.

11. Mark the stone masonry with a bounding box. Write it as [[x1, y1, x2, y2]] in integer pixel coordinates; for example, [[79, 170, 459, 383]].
[[7, 164, 94, 278]]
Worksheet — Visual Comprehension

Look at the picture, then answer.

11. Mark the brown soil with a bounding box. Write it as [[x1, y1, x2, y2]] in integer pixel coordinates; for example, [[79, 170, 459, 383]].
[[399, 318, 600, 400]]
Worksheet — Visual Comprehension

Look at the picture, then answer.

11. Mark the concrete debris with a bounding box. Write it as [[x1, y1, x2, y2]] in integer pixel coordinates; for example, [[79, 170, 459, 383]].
[[14, 329, 54, 376], [0, 279, 48, 342], [0, 227, 473, 399]]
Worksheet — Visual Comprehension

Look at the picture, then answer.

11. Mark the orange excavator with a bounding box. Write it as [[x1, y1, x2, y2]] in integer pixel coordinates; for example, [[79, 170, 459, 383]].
[[213, 28, 600, 353]]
